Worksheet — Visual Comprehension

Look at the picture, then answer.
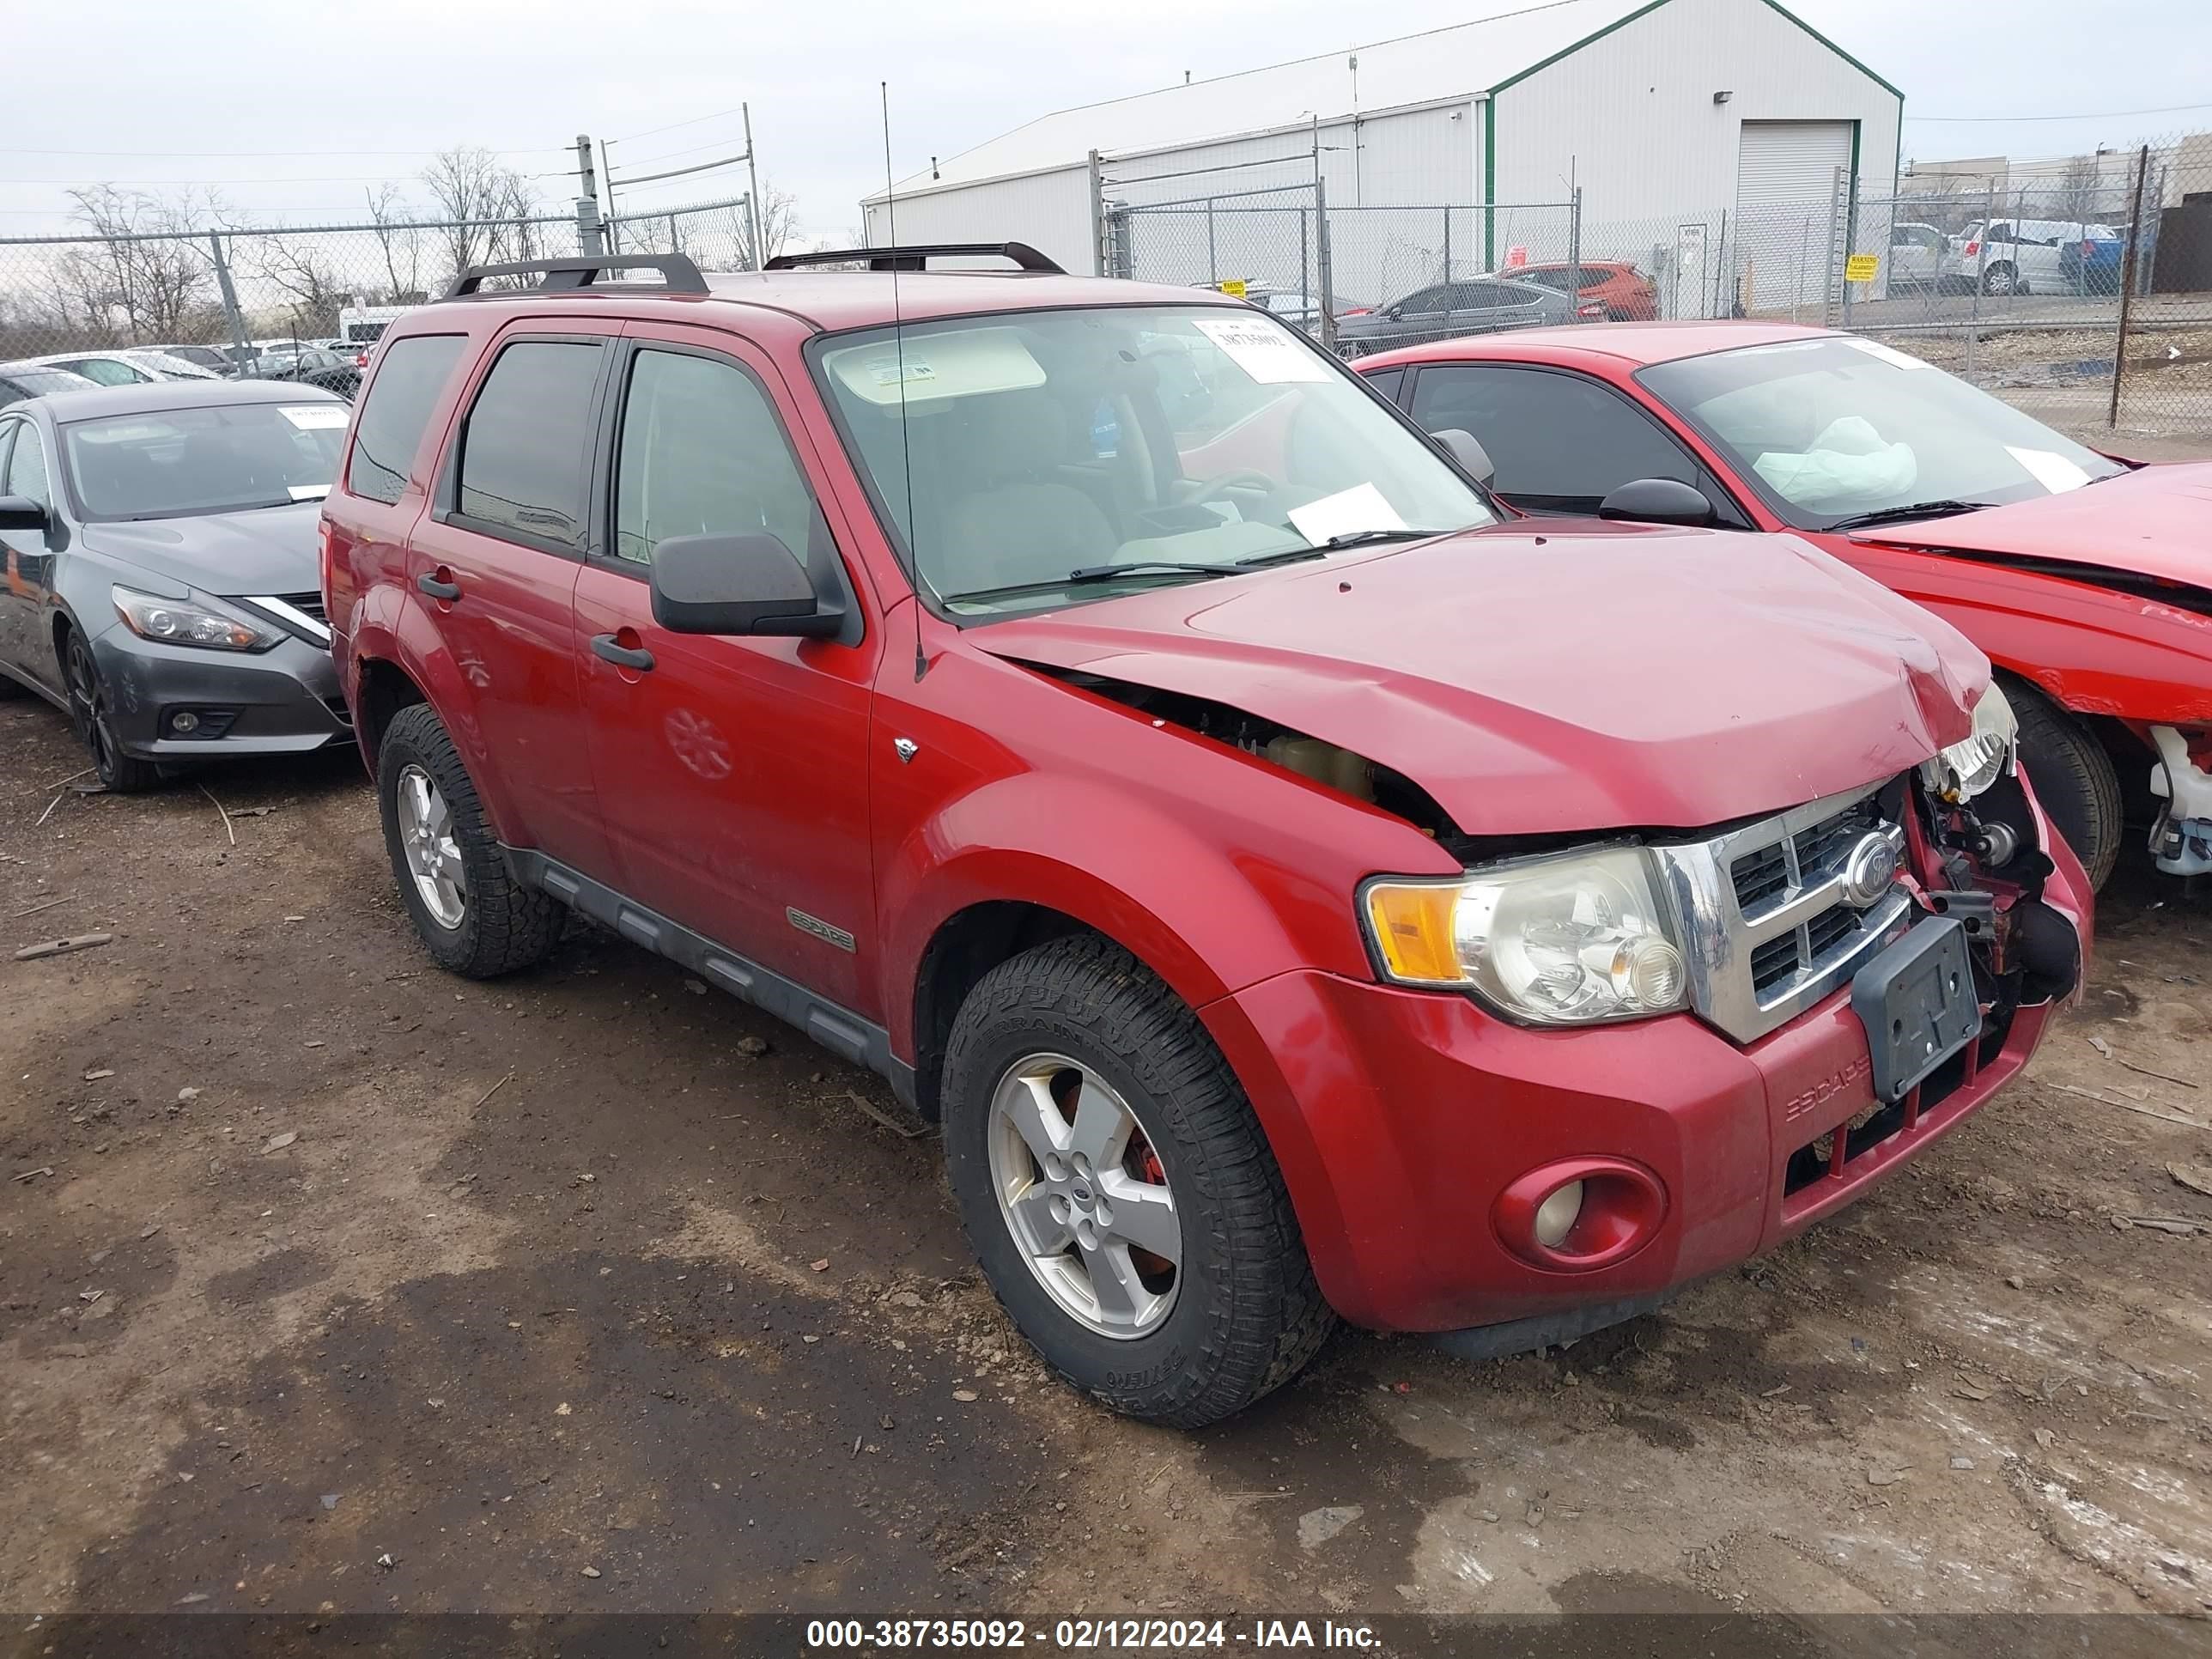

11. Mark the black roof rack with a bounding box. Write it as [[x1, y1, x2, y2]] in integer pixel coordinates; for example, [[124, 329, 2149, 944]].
[[763, 242, 1065, 275], [441, 253, 709, 300]]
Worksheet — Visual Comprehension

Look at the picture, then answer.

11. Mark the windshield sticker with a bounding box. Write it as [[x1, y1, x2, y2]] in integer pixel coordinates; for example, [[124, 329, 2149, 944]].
[[1839, 337, 1933, 372], [1191, 317, 1332, 385], [868, 359, 936, 388], [280, 404, 349, 429], [1288, 483, 1408, 547], [289, 484, 331, 501], [2004, 445, 2093, 495]]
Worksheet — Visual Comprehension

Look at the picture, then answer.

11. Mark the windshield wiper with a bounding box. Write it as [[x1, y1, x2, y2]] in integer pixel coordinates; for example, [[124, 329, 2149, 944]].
[[1317, 527, 1451, 552], [942, 561, 1255, 605], [1061, 560, 1254, 582], [1826, 501, 1996, 532]]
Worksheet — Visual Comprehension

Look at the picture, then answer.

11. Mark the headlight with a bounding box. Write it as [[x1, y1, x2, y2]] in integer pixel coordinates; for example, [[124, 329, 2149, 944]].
[[1922, 682, 2016, 803], [112, 585, 279, 653], [1362, 848, 1689, 1025]]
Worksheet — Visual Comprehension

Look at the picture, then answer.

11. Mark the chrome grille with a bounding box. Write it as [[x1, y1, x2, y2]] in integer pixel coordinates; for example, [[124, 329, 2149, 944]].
[[276, 589, 327, 626], [1650, 778, 1911, 1045]]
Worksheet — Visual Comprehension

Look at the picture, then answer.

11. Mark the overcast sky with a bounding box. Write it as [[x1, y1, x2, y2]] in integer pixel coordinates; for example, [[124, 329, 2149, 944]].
[[8, 0, 2206, 244]]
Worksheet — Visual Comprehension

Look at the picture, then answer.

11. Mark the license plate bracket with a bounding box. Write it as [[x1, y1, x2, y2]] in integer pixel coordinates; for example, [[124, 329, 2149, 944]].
[[1850, 917, 1982, 1103]]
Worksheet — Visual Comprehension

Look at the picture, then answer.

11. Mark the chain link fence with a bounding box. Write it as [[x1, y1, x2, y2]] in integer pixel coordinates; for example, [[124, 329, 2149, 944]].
[[0, 196, 754, 399], [1106, 132, 2212, 442]]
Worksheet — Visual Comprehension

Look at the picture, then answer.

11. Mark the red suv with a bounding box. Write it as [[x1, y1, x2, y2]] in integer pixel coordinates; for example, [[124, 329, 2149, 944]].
[[323, 248, 2087, 1426]]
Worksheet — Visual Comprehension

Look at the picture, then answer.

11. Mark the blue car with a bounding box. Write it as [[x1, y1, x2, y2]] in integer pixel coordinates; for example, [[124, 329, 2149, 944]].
[[2061, 228, 2127, 295]]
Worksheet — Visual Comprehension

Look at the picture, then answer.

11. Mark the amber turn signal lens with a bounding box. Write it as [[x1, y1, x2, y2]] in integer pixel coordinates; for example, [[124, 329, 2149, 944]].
[[1363, 883, 1463, 984]]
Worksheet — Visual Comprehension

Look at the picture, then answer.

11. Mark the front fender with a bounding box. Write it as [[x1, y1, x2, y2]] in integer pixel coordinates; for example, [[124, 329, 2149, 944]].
[[877, 770, 1372, 1051]]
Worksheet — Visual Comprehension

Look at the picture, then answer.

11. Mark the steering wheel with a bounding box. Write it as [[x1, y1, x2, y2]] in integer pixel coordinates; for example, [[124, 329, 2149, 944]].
[[1183, 469, 1277, 505]]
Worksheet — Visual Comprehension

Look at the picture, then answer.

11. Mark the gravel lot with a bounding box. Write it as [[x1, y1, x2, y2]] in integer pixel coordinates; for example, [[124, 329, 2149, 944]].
[[3, 654, 2210, 1629]]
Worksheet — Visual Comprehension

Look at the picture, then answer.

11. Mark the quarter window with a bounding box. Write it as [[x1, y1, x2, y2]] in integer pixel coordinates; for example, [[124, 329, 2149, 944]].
[[455, 339, 604, 550], [1409, 364, 1707, 513], [349, 333, 465, 505], [611, 348, 817, 565]]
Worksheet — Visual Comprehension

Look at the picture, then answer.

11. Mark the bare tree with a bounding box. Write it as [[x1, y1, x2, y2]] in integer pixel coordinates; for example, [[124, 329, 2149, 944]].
[[726, 182, 803, 270], [61, 185, 223, 342], [2056, 155, 2106, 224], [419, 147, 547, 283], [366, 184, 428, 303], [235, 233, 349, 336]]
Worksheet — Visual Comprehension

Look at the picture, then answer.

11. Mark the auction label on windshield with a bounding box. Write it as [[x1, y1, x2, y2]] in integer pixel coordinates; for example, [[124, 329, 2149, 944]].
[[280, 404, 350, 429], [1192, 317, 1332, 384]]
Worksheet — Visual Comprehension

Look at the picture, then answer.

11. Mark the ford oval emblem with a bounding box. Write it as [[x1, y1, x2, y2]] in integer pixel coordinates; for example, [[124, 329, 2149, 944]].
[[1840, 833, 1899, 908]]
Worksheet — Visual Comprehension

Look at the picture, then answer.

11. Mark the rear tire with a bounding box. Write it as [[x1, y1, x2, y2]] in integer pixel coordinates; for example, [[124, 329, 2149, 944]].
[[940, 933, 1334, 1426], [376, 702, 562, 978], [2006, 674, 2123, 891], [1981, 262, 2018, 297]]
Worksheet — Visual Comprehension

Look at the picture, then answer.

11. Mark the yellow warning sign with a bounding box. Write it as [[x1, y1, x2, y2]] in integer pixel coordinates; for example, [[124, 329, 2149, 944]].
[[1844, 254, 1880, 283], [1218, 279, 1249, 298]]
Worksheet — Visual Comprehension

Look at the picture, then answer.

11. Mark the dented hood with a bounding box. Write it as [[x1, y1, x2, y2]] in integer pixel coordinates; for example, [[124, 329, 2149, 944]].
[[1850, 462, 2212, 592], [975, 520, 1987, 837]]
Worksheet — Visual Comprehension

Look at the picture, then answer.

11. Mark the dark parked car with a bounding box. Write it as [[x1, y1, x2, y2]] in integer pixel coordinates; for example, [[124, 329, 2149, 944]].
[[0, 362, 97, 408], [1334, 275, 1572, 357], [0, 380, 353, 789], [144, 343, 240, 374], [249, 346, 363, 401]]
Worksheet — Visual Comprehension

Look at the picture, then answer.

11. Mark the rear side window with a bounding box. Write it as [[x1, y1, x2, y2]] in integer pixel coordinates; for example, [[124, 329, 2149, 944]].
[[454, 340, 604, 550], [348, 333, 465, 505]]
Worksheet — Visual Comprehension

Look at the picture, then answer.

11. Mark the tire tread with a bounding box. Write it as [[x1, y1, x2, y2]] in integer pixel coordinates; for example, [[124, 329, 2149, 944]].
[[943, 933, 1334, 1427], [378, 702, 562, 977]]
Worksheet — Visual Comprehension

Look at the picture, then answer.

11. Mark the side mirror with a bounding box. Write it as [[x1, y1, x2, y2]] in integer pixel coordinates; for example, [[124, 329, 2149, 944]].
[[1385, 304, 1404, 321], [0, 494, 47, 532], [1597, 477, 1716, 526], [1428, 428, 1496, 489], [648, 532, 844, 639]]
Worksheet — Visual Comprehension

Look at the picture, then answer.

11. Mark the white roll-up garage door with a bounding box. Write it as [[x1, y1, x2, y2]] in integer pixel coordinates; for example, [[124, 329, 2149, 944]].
[[1734, 120, 1853, 315]]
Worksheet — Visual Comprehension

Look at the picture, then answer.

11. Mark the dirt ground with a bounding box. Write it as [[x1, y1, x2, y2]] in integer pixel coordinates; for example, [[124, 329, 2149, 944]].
[[4, 684, 2212, 1635]]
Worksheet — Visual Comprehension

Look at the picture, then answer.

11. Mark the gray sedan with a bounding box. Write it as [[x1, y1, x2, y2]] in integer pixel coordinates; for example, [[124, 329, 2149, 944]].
[[1334, 275, 1573, 358], [0, 380, 352, 791]]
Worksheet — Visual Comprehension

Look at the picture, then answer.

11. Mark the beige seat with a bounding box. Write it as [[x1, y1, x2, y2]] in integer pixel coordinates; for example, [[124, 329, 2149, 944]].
[[939, 392, 1117, 592]]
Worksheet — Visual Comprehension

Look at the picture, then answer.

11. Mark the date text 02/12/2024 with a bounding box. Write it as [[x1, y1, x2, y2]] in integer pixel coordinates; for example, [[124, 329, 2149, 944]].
[[802, 1619, 1381, 1650]]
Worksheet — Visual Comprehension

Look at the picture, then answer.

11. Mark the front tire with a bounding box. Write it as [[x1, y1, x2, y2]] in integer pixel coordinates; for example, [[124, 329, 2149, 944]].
[[376, 702, 562, 977], [941, 934, 1334, 1426], [2007, 675, 2123, 891], [62, 630, 161, 793]]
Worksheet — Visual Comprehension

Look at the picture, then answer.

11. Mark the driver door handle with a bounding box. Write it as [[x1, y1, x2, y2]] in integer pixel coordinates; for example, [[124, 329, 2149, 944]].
[[416, 570, 460, 600], [590, 633, 655, 672]]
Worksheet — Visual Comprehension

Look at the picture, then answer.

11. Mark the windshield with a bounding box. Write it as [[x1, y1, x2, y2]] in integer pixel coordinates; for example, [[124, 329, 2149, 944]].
[[811, 305, 1494, 616], [61, 401, 349, 522], [1639, 337, 2124, 531]]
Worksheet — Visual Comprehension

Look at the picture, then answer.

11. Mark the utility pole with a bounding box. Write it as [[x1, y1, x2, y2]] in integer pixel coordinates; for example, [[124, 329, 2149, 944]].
[[600, 137, 621, 251], [574, 134, 605, 256], [743, 103, 765, 269], [207, 233, 252, 371]]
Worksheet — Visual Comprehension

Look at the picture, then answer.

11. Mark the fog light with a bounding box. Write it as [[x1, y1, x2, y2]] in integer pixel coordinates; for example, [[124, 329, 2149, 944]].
[[172, 710, 200, 733], [1534, 1181, 1585, 1249]]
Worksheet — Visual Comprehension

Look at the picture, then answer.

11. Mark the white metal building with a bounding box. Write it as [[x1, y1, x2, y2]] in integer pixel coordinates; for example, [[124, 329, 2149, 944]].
[[862, 0, 1901, 316]]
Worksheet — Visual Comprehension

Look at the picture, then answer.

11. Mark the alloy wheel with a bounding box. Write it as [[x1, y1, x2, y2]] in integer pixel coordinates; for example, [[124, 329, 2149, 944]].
[[987, 1052, 1182, 1339], [64, 636, 123, 782], [395, 763, 467, 929]]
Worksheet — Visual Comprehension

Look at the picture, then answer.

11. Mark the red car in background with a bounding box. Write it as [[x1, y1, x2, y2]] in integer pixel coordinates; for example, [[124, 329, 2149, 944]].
[[1508, 260, 1661, 321], [1358, 323, 2212, 889]]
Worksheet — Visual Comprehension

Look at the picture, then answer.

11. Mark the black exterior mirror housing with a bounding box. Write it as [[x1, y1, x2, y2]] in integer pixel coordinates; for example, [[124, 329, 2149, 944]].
[[1429, 427, 1495, 489], [648, 532, 844, 638], [1598, 477, 1716, 526], [0, 494, 47, 532]]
